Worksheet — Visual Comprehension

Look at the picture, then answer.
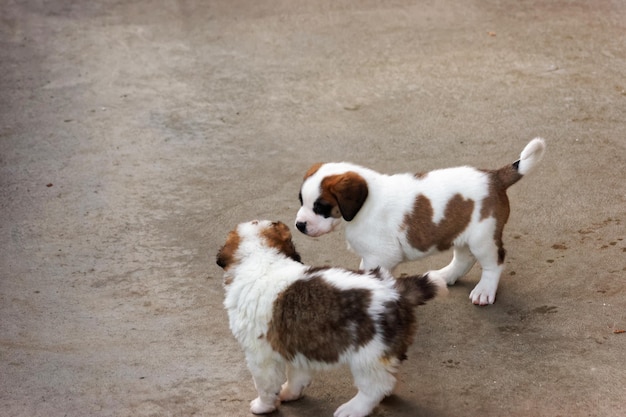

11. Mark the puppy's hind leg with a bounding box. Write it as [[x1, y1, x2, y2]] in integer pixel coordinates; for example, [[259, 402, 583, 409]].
[[429, 245, 476, 286], [468, 240, 504, 306], [334, 361, 396, 417], [280, 364, 312, 402]]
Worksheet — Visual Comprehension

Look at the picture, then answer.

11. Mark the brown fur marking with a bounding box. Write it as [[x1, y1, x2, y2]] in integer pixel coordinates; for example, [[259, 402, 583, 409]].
[[394, 273, 439, 307], [404, 194, 474, 252], [378, 274, 438, 362], [479, 169, 514, 265], [261, 222, 302, 263], [303, 162, 324, 180], [379, 298, 417, 362], [216, 230, 241, 271], [493, 164, 523, 189], [267, 276, 375, 363], [320, 172, 368, 221]]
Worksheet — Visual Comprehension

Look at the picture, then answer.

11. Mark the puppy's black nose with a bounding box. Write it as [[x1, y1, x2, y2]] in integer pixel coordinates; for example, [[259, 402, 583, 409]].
[[295, 221, 307, 234]]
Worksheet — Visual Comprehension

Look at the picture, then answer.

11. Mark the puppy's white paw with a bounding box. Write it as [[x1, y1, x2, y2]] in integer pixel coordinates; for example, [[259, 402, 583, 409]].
[[427, 270, 456, 286], [279, 382, 304, 402], [334, 399, 372, 417], [469, 283, 496, 306], [250, 397, 277, 415]]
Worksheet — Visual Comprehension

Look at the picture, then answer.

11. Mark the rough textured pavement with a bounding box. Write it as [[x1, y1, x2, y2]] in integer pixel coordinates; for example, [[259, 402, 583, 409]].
[[1, 1, 625, 416]]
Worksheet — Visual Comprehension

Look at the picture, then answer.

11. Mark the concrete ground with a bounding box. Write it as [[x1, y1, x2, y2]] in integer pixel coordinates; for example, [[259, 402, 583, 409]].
[[1, 1, 625, 416]]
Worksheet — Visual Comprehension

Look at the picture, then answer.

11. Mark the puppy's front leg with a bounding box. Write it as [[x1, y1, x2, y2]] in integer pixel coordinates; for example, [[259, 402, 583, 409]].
[[280, 364, 312, 402], [248, 359, 285, 414], [335, 363, 396, 417], [250, 385, 280, 414]]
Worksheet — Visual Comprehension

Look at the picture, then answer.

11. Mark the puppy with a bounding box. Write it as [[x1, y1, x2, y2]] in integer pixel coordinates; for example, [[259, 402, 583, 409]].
[[216, 220, 445, 417], [295, 138, 546, 305]]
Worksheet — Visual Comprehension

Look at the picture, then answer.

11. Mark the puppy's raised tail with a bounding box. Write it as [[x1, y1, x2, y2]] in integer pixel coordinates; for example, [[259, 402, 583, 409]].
[[496, 137, 546, 188], [517, 137, 546, 176], [395, 273, 448, 307]]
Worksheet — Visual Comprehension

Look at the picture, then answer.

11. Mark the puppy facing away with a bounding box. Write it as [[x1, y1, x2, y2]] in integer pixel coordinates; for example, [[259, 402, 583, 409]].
[[295, 138, 546, 305], [216, 220, 445, 417]]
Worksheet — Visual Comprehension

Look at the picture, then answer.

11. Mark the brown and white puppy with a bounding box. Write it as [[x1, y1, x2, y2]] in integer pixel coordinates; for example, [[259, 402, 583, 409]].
[[295, 138, 546, 305], [216, 220, 445, 417]]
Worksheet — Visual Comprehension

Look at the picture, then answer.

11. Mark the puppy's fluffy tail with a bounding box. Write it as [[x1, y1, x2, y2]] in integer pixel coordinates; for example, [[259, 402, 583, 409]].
[[497, 137, 546, 188], [395, 273, 447, 307], [517, 137, 546, 176]]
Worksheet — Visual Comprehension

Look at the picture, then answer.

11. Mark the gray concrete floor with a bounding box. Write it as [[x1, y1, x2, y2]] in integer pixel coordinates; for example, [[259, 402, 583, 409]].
[[1, 1, 625, 416]]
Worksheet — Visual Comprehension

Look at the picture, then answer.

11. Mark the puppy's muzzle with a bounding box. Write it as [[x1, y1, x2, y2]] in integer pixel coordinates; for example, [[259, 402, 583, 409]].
[[295, 221, 307, 235]]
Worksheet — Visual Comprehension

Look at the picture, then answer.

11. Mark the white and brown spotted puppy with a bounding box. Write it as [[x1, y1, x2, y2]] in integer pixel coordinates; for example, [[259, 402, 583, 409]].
[[216, 220, 445, 417], [296, 138, 546, 305]]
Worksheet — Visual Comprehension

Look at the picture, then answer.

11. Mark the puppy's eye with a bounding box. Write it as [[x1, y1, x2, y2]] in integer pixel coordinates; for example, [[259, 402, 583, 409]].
[[313, 200, 334, 218], [298, 192, 303, 206]]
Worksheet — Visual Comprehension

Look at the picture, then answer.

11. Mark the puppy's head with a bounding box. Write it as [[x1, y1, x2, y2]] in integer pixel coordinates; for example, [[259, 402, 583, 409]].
[[295, 163, 368, 237], [216, 220, 301, 272]]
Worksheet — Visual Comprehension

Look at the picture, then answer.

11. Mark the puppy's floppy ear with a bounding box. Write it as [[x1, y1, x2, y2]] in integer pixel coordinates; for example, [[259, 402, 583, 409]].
[[216, 248, 227, 268], [262, 222, 302, 263], [216, 230, 240, 270], [322, 172, 368, 221]]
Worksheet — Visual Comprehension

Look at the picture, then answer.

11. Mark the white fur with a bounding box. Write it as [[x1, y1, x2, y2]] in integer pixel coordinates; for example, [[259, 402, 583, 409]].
[[518, 138, 545, 175], [222, 220, 444, 416], [296, 139, 546, 305]]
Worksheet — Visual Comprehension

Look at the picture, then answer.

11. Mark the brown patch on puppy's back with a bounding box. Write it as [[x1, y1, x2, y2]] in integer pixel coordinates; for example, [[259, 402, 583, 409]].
[[216, 230, 241, 270], [404, 194, 474, 252], [267, 276, 375, 363], [261, 222, 301, 263]]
